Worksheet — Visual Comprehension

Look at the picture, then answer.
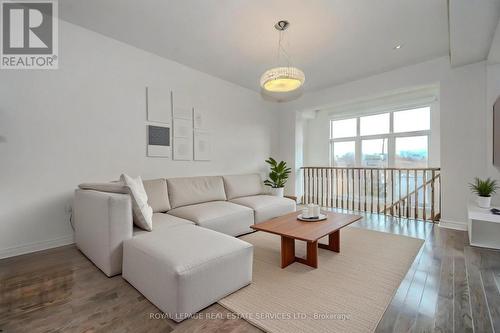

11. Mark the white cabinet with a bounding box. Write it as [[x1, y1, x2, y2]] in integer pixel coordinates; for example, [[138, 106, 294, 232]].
[[468, 203, 500, 249]]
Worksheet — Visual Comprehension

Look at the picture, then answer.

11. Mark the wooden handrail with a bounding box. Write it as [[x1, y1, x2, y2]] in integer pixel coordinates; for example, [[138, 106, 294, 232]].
[[301, 166, 441, 222], [381, 173, 440, 215], [300, 166, 440, 171]]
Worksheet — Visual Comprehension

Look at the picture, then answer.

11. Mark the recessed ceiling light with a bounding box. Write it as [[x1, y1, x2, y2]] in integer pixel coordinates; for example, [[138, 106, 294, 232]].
[[393, 44, 403, 50]]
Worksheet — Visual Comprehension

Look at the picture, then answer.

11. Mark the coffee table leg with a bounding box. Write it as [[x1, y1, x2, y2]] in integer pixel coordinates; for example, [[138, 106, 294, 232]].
[[281, 238, 319, 269], [330, 230, 340, 252], [293, 241, 318, 268], [318, 230, 340, 253], [305, 241, 318, 268], [281, 236, 295, 268]]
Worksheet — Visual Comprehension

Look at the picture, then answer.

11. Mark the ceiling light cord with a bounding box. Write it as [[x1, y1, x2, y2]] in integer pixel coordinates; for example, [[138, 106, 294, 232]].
[[276, 28, 292, 68]]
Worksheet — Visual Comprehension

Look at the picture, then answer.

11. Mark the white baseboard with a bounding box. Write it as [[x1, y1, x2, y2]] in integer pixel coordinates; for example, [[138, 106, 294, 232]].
[[439, 219, 468, 231], [0, 234, 74, 259]]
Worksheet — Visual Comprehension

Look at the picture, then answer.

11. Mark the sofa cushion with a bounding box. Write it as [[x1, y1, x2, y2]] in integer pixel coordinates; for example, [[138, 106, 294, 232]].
[[123, 224, 253, 322], [230, 195, 296, 223], [222, 174, 263, 200], [120, 174, 153, 231], [133, 213, 194, 236], [168, 201, 254, 236], [143, 178, 171, 213], [167, 176, 226, 208]]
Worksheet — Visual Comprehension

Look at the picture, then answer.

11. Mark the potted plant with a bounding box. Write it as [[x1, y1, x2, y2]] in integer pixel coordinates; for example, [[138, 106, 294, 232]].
[[469, 177, 499, 208], [264, 157, 291, 197]]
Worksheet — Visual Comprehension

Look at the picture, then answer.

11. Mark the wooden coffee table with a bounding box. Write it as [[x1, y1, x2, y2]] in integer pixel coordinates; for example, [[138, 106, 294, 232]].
[[251, 211, 362, 269]]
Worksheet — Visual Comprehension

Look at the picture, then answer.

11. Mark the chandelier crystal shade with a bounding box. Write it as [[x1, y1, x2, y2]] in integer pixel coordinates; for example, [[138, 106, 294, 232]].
[[260, 67, 305, 93], [260, 20, 305, 93]]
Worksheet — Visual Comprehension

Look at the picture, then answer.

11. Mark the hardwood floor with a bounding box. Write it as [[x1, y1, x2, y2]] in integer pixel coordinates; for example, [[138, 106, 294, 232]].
[[1, 211, 499, 333]]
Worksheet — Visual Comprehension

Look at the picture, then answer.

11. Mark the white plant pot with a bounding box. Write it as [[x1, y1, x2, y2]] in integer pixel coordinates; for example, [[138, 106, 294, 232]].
[[477, 196, 491, 208], [270, 187, 284, 197]]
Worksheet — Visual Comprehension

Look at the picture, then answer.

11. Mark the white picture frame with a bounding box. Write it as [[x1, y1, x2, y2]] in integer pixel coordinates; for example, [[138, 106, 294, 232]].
[[173, 118, 193, 138], [194, 129, 211, 161], [173, 137, 193, 160], [147, 124, 171, 158], [173, 105, 193, 120], [146, 87, 171, 123], [193, 108, 206, 129]]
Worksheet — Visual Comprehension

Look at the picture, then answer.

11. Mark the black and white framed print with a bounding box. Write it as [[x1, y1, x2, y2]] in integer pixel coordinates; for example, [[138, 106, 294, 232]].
[[147, 125, 171, 158]]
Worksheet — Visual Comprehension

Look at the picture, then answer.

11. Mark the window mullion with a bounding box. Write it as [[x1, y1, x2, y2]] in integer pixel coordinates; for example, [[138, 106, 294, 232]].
[[427, 134, 430, 167], [388, 112, 395, 167], [355, 117, 361, 166], [329, 141, 333, 166]]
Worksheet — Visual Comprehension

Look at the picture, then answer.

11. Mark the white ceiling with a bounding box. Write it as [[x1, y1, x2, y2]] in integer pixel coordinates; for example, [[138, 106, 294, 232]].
[[59, 1, 454, 92], [449, 0, 500, 67], [488, 13, 500, 63]]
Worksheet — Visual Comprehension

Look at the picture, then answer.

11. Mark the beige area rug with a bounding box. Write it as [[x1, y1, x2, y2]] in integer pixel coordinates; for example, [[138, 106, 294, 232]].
[[218, 227, 423, 333]]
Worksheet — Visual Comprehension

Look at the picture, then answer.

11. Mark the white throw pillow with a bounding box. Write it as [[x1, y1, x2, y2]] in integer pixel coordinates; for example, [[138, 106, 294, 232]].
[[120, 174, 153, 231]]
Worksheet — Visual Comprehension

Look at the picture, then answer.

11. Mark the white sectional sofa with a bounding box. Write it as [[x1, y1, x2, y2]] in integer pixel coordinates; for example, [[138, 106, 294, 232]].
[[73, 174, 296, 321], [166, 176, 255, 236]]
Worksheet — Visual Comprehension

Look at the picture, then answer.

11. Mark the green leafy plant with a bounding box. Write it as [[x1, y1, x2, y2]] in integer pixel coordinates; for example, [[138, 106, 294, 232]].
[[469, 177, 499, 197], [264, 157, 291, 188]]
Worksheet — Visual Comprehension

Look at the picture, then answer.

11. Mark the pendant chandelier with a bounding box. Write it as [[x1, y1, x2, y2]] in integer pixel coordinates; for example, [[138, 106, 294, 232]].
[[260, 20, 305, 93]]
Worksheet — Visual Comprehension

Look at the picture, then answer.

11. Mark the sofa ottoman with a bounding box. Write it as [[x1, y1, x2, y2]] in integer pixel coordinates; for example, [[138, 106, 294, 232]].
[[122, 224, 253, 322]]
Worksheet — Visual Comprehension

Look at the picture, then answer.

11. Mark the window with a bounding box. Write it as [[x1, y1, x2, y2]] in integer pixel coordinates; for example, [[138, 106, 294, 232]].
[[393, 107, 430, 133], [395, 136, 428, 168], [330, 107, 430, 167], [362, 138, 388, 167], [330, 118, 356, 139], [360, 113, 390, 136], [333, 141, 355, 167]]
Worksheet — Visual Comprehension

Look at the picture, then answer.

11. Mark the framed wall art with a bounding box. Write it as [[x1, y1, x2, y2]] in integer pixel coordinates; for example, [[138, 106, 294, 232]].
[[194, 129, 211, 161], [147, 125, 171, 158], [146, 87, 171, 124]]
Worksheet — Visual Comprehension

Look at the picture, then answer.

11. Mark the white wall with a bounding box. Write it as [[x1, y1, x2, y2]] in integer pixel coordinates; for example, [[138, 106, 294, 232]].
[[486, 63, 500, 204], [0, 20, 278, 258], [485, 21, 500, 205], [278, 57, 488, 229], [273, 109, 297, 196], [439, 62, 487, 228]]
